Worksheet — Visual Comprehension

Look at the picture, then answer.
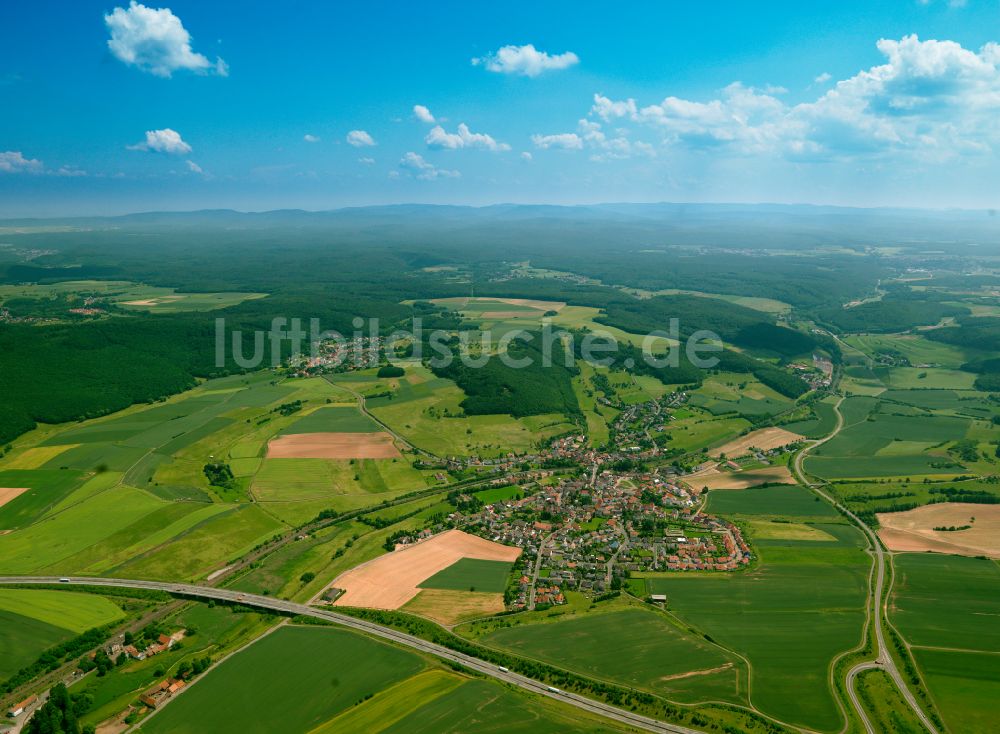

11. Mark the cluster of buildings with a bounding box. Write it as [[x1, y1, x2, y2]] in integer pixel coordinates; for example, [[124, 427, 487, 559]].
[[287, 335, 383, 377], [106, 629, 186, 663], [435, 392, 752, 610], [458, 468, 751, 608], [788, 354, 833, 390]]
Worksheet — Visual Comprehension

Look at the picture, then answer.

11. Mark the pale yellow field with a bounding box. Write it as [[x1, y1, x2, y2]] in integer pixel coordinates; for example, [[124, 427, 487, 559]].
[[711, 427, 805, 458], [0, 487, 30, 509], [402, 589, 506, 625], [2, 444, 77, 470], [330, 529, 521, 609], [686, 465, 795, 490], [878, 503, 1000, 559], [748, 520, 837, 541]]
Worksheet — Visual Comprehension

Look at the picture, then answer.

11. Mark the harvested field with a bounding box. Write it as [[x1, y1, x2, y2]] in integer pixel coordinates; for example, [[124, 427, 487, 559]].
[[696, 466, 794, 490], [402, 589, 506, 625], [267, 432, 400, 459], [711, 427, 805, 458], [331, 529, 521, 609], [878, 503, 1000, 559], [0, 488, 29, 509]]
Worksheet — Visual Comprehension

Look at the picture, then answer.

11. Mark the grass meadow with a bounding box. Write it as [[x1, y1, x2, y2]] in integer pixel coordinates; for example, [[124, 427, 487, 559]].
[[473, 605, 746, 706], [645, 524, 869, 730], [139, 626, 426, 734], [419, 558, 513, 593]]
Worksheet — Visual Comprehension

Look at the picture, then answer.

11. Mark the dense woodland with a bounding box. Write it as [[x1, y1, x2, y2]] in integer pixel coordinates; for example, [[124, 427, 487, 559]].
[[432, 333, 581, 419], [1, 206, 997, 443]]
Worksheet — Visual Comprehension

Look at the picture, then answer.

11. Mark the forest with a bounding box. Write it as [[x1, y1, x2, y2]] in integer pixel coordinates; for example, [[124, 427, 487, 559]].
[[0, 206, 986, 444]]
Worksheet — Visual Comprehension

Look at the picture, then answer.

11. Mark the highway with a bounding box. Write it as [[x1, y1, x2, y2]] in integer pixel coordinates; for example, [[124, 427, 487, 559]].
[[792, 398, 938, 734], [0, 576, 701, 734]]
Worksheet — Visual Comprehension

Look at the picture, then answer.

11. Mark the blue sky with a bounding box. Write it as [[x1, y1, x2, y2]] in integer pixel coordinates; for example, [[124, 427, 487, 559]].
[[3, 0, 1000, 215]]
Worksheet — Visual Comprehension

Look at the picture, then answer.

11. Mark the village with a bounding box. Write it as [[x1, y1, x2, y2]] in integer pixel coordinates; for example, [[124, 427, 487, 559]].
[[403, 390, 755, 611]]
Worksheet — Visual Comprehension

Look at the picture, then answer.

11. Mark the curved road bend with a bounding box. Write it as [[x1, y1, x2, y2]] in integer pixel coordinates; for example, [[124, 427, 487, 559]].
[[0, 576, 700, 734], [792, 398, 938, 734]]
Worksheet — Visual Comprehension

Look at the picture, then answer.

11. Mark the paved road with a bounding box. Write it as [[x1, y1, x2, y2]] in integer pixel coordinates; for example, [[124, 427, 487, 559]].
[[845, 661, 881, 734], [792, 398, 938, 734], [527, 532, 556, 610], [0, 576, 701, 734]]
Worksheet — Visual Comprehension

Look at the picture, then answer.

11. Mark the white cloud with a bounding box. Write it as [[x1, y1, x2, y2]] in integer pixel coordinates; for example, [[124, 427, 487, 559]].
[[358, 156, 375, 165], [0, 151, 43, 173], [472, 44, 579, 77], [425, 123, 510, 151], [531, 132, 583, 150], [105, 1, 226, 78], [347, 130, 376, 147], [399, 152, 460, 180], [592, 94, 638, 121], [413, 105, 435, 123], [303, 134, 320, 143], [582, 36, 1000, 162], [186, 159, 203, 174], [55, 165, 87, 177], [814, 72, 832, 84], [127, 128, 192, 155], [520, 151, 533, 161], [576, 119, 655, 161]]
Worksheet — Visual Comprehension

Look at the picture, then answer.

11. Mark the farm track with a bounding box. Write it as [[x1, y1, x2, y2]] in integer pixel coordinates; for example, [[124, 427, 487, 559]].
[[792, 395, 938, 734], [0, 576, 701, 734], [322, 375, 438, 459]]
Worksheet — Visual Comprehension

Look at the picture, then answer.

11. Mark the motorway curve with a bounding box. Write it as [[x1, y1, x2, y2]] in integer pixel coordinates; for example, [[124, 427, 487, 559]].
[[0, 576, 699, 734]]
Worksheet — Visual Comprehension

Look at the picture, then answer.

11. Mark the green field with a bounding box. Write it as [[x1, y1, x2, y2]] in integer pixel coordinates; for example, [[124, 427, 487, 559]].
[[910, 648, 1000, 734], [419, 558, 513, 593], [689, 373, 793, 418], [139, 626, 426, 734], [646, 534, 869, 730], [74, 602, 272, 727], [474, 606, 745, 705], [705, 485, 839, 518], [112, 504, 284, 581], [889, 554, 1000, 734], [806, 393, 973, 479], [891, 554, 1000, 652], [783, 400, 839, 438], [364, 366, 575, 457], [282, 406, 380, 434], [0, 607, 72, 680], [381, 677, 630, 733], [842, 334, 968, 369], [0, 468, 87, 530], [0, 589, 125, 680], [0, 279, 267, 313]]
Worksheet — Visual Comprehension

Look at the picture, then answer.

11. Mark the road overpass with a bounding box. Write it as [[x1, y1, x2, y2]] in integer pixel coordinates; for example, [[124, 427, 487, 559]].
[[0, 576, 702, 734]]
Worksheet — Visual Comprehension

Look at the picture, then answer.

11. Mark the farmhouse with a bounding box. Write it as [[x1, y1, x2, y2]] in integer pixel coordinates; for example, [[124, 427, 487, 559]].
[[141, 678, 186, 709]]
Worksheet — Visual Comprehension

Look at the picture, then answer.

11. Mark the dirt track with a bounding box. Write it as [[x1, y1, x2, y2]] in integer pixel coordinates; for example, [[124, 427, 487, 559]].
[[267, 432, 401, 459], [878, 503, 1000, 559], [330, 528, 521, 609]]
